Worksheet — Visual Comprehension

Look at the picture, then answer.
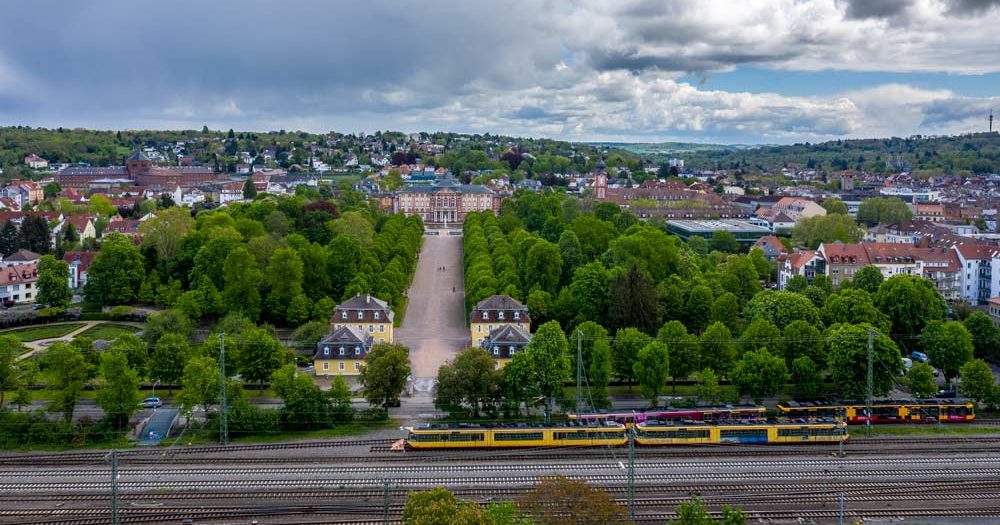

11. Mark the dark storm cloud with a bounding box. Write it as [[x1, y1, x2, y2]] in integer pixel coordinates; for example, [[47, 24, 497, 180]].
[[945, 0, 1000, 14], [591, 47, 800, 74], [840, 0, 914, 19], [919, 97, 997, 126]]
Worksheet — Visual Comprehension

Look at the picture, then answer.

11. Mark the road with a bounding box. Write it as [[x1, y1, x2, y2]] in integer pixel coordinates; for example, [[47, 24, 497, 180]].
[[394, 229, 468, 403]]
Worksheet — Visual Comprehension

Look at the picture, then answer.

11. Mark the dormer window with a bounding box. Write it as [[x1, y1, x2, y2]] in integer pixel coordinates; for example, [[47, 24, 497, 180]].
[[355, 347, 361, 355], [357, 311, 364, 320], [341, 312, 348, 320], [339, 346, 345, 356], [323, 347, 330, 356], [513, 312, 520, 320], [492, 346, 499, 356], [498, 311, 504, 320], [374, 312, 380, 320], [482, 311, 488, 320]]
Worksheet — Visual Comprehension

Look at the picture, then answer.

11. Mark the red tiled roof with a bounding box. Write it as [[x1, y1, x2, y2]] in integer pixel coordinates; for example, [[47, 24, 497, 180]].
[[63, 251, 98, 273], [0, 263, 37, 286], [954, 243, 998, 260]]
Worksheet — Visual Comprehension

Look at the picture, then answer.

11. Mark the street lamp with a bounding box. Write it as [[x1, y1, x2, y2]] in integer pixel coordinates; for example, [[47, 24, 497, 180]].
[[151, 380, 161, 405]]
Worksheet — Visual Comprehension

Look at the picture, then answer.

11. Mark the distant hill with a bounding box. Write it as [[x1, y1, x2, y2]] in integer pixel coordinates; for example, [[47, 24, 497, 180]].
[[588, 141, 754, 155]]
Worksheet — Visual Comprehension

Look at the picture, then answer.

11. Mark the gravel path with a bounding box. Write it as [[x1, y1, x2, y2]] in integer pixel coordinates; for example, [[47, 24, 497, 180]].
[[395, 230, 468, 394]]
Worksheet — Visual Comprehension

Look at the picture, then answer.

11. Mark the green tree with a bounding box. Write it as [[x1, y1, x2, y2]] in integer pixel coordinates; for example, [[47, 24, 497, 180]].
[[0, 336, 26, 406], [0, 221, 19, 256], [403, 487, 491, 525], [517, 476, 629, 525], [148, 333, 190, 392], [685, 285, 714, 333], [959, 359, 996, 404], [782, 320, 825, 366], [613, 327, 651, 385], [709, 230, 739, 253], [857, 197, 912, 226], [292, 320, 330, 353], [330, 211, 376, 247], [821, 197, 849, 215], [523, 321, 571, 416], [921, 320, 974, 384], [557, 229, 583, 285], [670, 496, 746, 525], [286, 294, 312, 326], [360, 343, 411, 407], [243, 177, 257, 199], [223, 246, 262, 320], [143, 309, 193, 346], [85, 232, 145, 306], [823, 288, 891, 334], [608, 263, 659, 334], [434, 347, 502, 416], [744, 290, 822, 329], [35, 255, 72, 307], [265, 247, 304, 322], [569, 262, 610, 323], [634, 341, 670, 406], [569, 321, 609, 378], [178, 356, 220, 415], [963, 312, 1000, 360], [710, 292, 741, 332], [139, 207, 194, 265], [826, 324, 902, 398], [852, 265, 884, 294], [43, 343, 91, 422], [905, 363, 938, 398], [791, 214, 863, 248], [700, 322, 737, 376], [570, 215, 617, 260], [658, 320, 700, 386], [19, 215, 50, 254], [237, 327, 285, 390], [96, 349, 141, 430], [739, 319, 784, 357], [273, 365, 333, 430], [731, 348, 788, 404], [524, 239, 562, 294], [696, 368, 722, 404], [107, 333, 149, 378], [785, 274, 808, 293], [588, 337, 613, 409], [790, 356, 821, 399]]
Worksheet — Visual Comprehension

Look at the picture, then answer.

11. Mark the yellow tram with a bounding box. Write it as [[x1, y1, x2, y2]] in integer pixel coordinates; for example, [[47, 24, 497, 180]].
[[635, 419, 848, 445], [405, 423, 628, 449]]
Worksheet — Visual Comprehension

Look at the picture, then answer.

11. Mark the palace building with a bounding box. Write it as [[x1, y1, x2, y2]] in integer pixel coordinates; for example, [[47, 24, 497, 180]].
[[314, 293, 395, 376], [393, 173, 499, 225], [470, 295, 532, 367]]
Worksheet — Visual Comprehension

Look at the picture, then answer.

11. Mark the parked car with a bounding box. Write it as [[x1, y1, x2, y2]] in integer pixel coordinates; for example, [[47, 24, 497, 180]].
[[937, 389, 957, 399], [902, 357, 913, 370], [910, 351, 930, 363], [141, 397, 162, 409]]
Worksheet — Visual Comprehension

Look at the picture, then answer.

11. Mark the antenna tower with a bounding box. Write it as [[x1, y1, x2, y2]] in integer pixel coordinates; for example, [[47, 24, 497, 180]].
[[990, 109, 994, 133]]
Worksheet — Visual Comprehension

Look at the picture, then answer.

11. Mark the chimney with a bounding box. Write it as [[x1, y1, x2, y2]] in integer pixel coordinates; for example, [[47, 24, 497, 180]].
[[366, 294, 370, 304]]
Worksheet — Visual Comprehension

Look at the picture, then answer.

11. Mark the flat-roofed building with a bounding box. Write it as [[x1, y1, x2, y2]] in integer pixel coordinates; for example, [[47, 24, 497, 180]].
[[665, 219, 773, 247]]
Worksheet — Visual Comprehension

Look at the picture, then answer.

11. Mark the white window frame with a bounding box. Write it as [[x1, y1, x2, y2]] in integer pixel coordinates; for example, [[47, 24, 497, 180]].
[[374, 312, 380, 320], [339, 362, 345, 371], [323, 362, 329, 371], [482, 311, 488, 320], [513, 312, 520, 320], [357, 311, 364, 320], [492, 345, 499, 356], [339, 346, 345, 356], [498, 311, 504, 320], [341, 312, 348, 320]]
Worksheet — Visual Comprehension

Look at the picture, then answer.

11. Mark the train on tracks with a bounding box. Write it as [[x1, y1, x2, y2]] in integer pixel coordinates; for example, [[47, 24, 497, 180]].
[[567, 405, 764, 427], [404, 419, 847, 449], [776, 400, 975, 423]]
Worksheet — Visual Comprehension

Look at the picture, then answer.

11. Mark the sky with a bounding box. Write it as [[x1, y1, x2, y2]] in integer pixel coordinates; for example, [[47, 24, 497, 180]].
[[1, 0, 999, 144]]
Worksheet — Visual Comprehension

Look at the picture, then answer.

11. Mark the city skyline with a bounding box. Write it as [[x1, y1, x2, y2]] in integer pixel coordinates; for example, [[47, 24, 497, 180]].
[[1, 0, 999, 143]]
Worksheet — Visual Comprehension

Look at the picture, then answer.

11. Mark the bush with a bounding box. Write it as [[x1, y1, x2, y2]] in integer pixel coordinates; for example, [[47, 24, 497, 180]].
[[79, 313, 113, 321], [357, 408, 389, 422], [35, 307, 65, 320], [109, 306, 133, 320]]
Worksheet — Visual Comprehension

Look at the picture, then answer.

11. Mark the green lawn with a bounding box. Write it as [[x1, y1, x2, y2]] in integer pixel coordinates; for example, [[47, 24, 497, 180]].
[[77, 323, 141, 341], [859, 424, 1000, 436], [177, 419, 399, 446], [3, 323, 86, 342]]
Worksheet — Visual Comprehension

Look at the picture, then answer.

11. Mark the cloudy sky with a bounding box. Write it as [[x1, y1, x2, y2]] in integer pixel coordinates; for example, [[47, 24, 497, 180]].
[[1, 0, 999, 144]]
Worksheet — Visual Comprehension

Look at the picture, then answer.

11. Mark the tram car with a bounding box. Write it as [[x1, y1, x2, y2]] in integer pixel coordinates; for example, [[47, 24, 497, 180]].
[[634, 419, 848, 446], [404, 422, 627, 449], [776, 400, 975, 423], [568, 405, 765, 427]]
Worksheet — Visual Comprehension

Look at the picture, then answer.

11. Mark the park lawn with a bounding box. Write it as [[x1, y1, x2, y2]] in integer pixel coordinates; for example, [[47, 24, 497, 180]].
[[860, 424, 1000, 436], [3, 323, 86, 342], [177, 419, 400, 446], [77, 323, 141, 341]]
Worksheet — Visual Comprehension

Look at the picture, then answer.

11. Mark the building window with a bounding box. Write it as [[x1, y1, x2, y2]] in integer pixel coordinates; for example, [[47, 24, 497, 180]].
[[342, 312, 347, 320], [374, 312, 380, 320], [477, 325, 481, 333], [324, 347, 330, 356], [339, 362, 345, 371], [513, 312, 520, 320], [323, 362, 329, 371], [358, 311, 364, 320], [355, 347, 361, 355], [492, 346, 499, 356], [380, 325, 385, 333], [498, 311, 504, 320], [369, 325, 374, 333], [509, 346, 515, 353], [339, 346, 345, 356], [355, 362, 361, 371], [482, 312, 488, 320]]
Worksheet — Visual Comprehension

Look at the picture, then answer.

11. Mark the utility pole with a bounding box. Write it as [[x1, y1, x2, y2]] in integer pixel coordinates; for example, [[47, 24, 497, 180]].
[[108, 449, 119, 525], [576, 330, 583, 413], [627, 427, 635, 522], [839, 492, 845, 525], [867, 329, 874, 437], [219, 333, 228, 445]]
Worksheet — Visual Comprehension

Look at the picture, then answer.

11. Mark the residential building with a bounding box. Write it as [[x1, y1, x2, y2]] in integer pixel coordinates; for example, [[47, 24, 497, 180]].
[[480, 324, 532, 368], [915, 246, 962, 300], [0, 263, 38, 303], [63, 251, 97, 289], [954, 243, 998, 305], [753, 235, 787, 261], [1, 181, 44, 208], [3, 249, 40, 267], [24, 154, 49, 170], [331, 294, 394, 344], [217, 181, 246, 205], [470, 295, 531, 347], [394, 174, 499, 225], [59, 215, 97, 241], [313, 326, 373, 376], [988, 297, 1000, 327], [915, 204, 946, 222], [778, 250, 825, 289], [817, 243, 869, 287]]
